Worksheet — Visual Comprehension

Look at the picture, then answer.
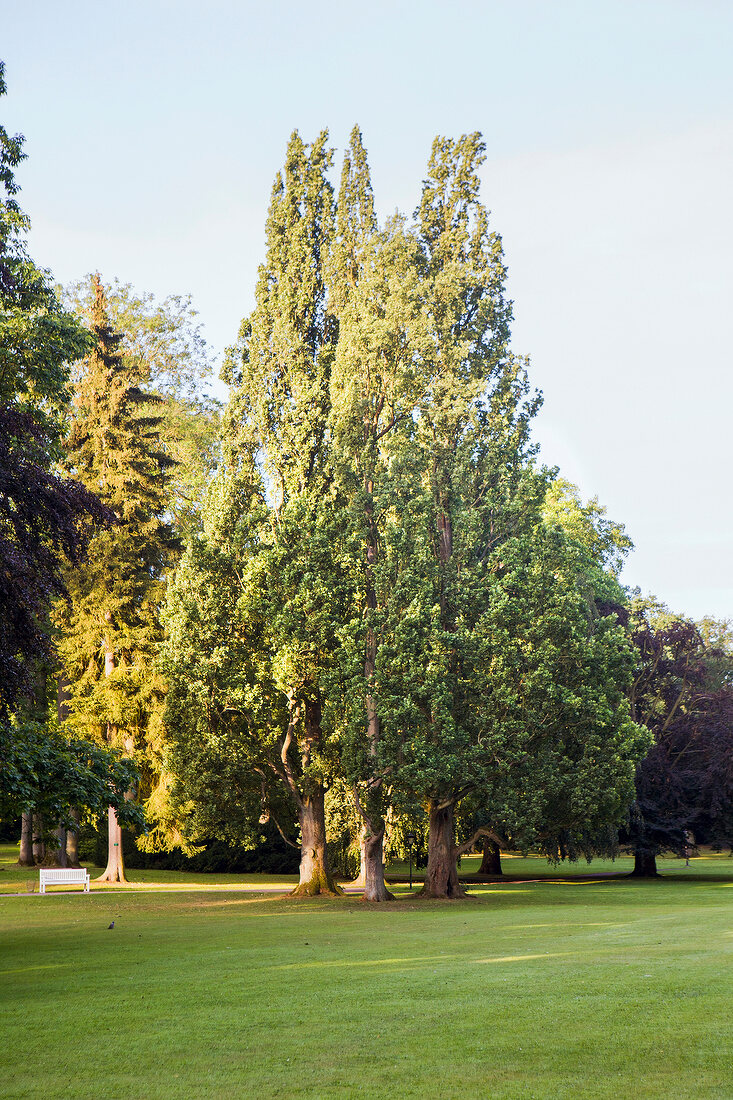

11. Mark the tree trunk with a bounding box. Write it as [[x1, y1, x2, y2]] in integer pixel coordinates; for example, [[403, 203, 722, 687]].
[[65, 809, 81, 868], [419, 802, 467, 899], [96, 805, 127, 883], [53, 825, 68, 868], [349, 824, 367, 887], [18, 812, 35, 866], [32, 813, 45, 864], [362, 824, 394, 902], [57, 674, 71, 722], [479, 836, 503, 875], [630, 849, 659, 877], [291, 786, 342, 897], [96, 636, 128, 883], [357, 500, 393, 903]]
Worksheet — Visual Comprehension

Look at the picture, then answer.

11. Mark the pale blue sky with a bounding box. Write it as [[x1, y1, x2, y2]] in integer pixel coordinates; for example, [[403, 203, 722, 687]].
[[3, 1, 732, 620]]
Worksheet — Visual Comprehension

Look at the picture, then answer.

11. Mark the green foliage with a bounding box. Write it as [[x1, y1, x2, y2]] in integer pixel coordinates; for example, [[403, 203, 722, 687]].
[[166, 127, 650, 885], [64, 276, 221, 539], [331, 134, 647, 877], [543, 477, 633, 580], [0, 717, 142, 832], [162, 464, 296, 851], [55, 277, 178, 843]]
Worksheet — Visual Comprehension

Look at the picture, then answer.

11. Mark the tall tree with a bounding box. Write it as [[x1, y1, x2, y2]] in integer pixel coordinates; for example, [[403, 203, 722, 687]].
[[328, 127, 435, 900], [165, 127, 649, 902], [55, 276, 177, 882], [376, 134, 538, 897], [372, 136, 646, 897], [216, 130, 344, 895]]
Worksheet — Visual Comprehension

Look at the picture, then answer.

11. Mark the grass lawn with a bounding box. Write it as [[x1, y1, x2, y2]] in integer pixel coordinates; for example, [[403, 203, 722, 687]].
[[1, 845, 732, 1099]]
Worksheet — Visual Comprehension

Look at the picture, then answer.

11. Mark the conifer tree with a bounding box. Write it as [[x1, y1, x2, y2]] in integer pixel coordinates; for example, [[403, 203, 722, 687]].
[[56, 275, 177, 882], [63, 276, 221, 541]]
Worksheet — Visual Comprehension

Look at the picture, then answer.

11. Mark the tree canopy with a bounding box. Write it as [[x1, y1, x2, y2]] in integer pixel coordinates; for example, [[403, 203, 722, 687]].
[[0, 61, 110, 718], [164, 127, 652, 899]]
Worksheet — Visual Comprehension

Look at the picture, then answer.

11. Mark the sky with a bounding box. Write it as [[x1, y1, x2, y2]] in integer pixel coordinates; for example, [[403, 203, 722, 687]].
[[3, 0, 732, 621]]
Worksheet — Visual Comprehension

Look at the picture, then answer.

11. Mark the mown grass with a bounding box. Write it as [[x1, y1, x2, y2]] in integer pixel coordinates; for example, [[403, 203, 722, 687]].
[[0, 843, 300, 894], [1, 844, 732, 1098]]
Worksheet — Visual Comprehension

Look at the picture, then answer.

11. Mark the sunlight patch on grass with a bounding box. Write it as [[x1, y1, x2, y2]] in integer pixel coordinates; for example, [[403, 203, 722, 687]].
[[474, 952, 569, 963], [0, 963, 70, 975], [2, 861, 732, 1099], [274, 954, 453, 970], [511, 921, 622, 929]]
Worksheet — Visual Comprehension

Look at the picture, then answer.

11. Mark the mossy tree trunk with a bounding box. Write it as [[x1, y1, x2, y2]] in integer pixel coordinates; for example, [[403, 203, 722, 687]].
[[32, 813, 45, 864], [291, 785, 341, 897], [52, 826, 68, 868], [287, 697, 342, 898], [362, 818, 394, 903]]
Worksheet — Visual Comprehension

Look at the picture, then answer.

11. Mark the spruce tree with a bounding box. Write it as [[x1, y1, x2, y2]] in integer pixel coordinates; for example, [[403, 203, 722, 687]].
[[63, 275, 222, 542], [56, 275, 177, 882]]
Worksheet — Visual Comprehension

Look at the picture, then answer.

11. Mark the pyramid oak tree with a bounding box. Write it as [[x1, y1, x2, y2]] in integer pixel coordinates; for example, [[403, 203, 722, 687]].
[[219, 131, 345, 895], [328, 128, 437, 900]]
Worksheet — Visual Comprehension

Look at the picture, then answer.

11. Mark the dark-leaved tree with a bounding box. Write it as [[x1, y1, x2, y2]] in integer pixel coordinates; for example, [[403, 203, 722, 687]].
[[627, 599, 733, 874], [0, 61, 109, 720]]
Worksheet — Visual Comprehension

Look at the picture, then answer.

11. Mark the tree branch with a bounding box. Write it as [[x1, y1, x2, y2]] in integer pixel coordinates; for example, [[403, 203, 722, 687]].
[[454, 825, 503, 858], [269, 813, 300, 850], [280, 694, 303, 811]]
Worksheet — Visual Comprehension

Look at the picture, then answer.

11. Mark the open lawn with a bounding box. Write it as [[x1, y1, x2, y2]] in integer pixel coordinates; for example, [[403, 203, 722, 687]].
[[1, 845, 732, 1099]]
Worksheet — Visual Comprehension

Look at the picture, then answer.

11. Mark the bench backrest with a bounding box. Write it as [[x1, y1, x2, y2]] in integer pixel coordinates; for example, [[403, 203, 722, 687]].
[[39, 868, 88, 883]]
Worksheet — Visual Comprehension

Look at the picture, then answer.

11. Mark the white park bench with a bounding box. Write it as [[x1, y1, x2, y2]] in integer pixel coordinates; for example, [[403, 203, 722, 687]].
[[39, 868, 90, 894]]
